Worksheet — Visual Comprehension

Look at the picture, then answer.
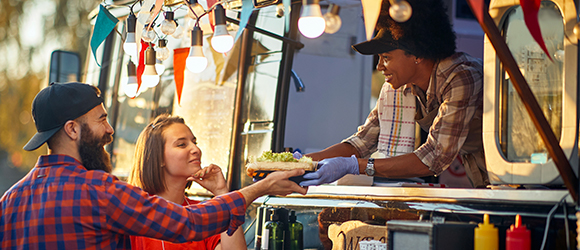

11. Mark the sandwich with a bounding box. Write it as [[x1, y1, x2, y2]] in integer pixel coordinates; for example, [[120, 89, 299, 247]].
[[246, 151, 317, 177]]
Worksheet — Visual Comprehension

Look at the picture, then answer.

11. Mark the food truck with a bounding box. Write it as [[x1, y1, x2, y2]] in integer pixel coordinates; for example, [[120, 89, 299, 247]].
[[49, 0, 579, 248]]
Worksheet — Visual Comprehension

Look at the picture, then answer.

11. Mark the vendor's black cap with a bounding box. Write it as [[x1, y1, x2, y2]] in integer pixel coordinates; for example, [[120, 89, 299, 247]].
[[352, 28, 399, 55], [23, 82, 103, 151]]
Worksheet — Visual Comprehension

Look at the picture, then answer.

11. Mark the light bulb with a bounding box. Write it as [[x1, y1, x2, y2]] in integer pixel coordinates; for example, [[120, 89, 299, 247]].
[[141, 72, 160, 88], [155, 59, 166, 75], [124, 81, 139, 98], [211, 4, 234, 53], [124, 60, 139, 98], [323, 4, 341, 34], [142, 47, 160, 88], [186, 27, 207, 73], [173, 24, 184, 39], [123, 13, 138, 58], [124, 33, 137, 58], [554, 50, 565, 62], [187, 0, 206, 19], [211, 32, 234, 53], [156, 39, 170, 61], [389, 0, 412, 22], [160, 11, 177, 36], [186, 49, 208, 73], [298, 0, 325, 39], [141, 26, 156, 43]]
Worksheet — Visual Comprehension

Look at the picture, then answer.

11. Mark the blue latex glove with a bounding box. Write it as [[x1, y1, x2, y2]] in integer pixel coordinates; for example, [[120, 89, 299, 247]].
[[293, 151, 303, 160], [299, 155, 359, 186]]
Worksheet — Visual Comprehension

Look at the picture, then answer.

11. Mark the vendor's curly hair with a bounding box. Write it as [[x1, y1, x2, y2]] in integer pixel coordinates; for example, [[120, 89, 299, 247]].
[[376, 0, 456, 60]]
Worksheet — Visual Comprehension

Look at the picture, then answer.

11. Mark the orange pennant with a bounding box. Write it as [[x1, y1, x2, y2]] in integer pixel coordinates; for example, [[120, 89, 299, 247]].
[[173, 47, 190, 106]]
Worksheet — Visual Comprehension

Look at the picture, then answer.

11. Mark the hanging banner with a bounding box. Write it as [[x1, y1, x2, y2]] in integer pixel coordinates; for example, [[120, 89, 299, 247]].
[[520, 0, 552, 61], [466, 0, 484, 24], [137, 0, 155, 25], [136, 41, 149, 94], [173, 47, 190, 105], [361, 0, 381, 40], [147, 0, 164, 30], [207, 0, 219, 31], [90, 5, 118, 67], [235, 0, 254, 41]]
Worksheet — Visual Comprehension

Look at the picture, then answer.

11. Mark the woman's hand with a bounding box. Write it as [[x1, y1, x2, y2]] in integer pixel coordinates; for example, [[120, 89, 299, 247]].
[[187, 164, 229, 196]]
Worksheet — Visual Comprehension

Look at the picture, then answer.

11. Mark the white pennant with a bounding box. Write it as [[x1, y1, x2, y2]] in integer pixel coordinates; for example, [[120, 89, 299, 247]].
[[361, 0, 382, 40]]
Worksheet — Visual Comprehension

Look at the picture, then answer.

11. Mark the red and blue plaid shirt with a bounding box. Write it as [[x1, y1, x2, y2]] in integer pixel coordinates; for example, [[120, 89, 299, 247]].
[[0, 154, 246, 249]]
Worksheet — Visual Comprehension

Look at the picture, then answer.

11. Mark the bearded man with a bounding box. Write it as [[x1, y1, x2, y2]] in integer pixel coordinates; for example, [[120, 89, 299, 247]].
[[0, 82, 306, 249]]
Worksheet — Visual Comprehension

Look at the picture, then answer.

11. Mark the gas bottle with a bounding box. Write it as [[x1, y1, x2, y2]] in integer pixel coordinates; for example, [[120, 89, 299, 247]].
[[506, 214, 531, 250], [474, 214, 498, 250]]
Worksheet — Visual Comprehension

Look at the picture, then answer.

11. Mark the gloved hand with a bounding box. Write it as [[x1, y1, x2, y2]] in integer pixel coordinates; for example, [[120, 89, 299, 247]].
[[299, 155, 359, 186]]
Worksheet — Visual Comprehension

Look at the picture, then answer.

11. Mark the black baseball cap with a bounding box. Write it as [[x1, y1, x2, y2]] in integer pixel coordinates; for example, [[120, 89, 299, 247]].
[[23, 82, 104, 151], [352, 28, 405, 55]]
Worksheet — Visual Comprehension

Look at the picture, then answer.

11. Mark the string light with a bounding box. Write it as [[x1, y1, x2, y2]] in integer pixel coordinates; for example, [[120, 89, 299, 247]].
[[389, 0, 412, 22], [141, 25, 156, 43], [123, 60, 139, 98], [186, 26, 208, 73], [323, 4, 341, 34], [211, 4, 234, 53], [160, 11, 177, 36], [156, 39, 170, 61], [123, 13, 138, 59], [142, 46, 160, 88], [298, 0, 325, 38]]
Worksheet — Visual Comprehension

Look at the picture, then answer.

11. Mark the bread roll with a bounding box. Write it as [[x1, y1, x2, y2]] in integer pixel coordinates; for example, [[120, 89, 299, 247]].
[[246, 161, 318, 177]]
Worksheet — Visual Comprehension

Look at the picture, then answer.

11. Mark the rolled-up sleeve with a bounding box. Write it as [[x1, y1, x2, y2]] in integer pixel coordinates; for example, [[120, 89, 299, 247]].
[[343, 103, 381, 158]]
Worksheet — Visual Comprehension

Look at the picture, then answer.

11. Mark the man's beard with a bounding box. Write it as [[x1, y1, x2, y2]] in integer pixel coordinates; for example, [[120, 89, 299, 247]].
[[78, 123, 113, 173]]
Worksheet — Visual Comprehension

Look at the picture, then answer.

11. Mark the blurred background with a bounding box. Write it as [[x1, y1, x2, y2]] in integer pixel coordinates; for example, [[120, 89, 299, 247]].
[[0, 0, 98, 193]]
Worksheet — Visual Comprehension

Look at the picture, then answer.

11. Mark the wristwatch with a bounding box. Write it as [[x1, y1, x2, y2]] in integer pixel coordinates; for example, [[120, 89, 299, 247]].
[[365, 158, 375, 176]]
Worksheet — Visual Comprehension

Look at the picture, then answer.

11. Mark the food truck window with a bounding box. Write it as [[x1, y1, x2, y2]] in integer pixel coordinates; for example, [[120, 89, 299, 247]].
[[499, 1, 564, 163], [238, 5, 287, 188]]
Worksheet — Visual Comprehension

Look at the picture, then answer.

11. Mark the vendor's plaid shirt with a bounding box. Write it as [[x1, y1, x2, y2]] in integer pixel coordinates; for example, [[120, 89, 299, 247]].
[[345, 52, 484, 177], [0, 155, 246, 249]]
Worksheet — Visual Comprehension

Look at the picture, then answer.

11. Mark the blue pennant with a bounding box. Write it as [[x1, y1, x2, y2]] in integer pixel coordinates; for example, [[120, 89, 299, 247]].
[[90, 4, 119, 67]]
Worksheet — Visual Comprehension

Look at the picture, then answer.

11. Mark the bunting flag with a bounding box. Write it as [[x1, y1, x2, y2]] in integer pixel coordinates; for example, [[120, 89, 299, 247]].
[[147, 0, 164, 30], [137, 0, 155, 25], [520, 0, 552, 61], [284, 0, 291, 33], [173, 48, 190, 106], [361, 0, 381, 40], [136, 41, 149, 94], [235, 0, 254, 41], [467, 0, 484, 24], [90, 5, 118, 67], [207, 0, 219, 31]]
